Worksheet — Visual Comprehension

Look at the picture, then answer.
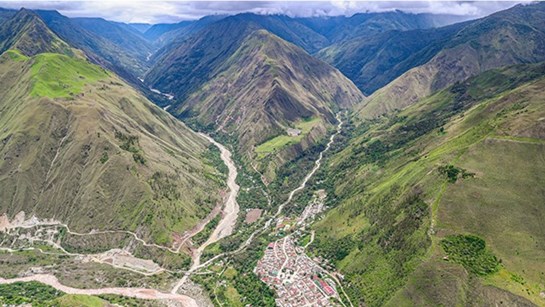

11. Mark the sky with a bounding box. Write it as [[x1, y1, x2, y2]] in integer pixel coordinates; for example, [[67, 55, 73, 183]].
[[0, 1, 527, 24]]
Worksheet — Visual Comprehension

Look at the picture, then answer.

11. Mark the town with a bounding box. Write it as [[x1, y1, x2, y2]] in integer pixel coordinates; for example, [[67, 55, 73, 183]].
[[254, 236, 341, 306]]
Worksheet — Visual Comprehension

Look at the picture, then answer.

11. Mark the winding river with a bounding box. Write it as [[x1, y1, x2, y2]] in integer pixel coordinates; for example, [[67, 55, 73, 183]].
[[170, 133, 240, 294], [0, 114, 344, 307]]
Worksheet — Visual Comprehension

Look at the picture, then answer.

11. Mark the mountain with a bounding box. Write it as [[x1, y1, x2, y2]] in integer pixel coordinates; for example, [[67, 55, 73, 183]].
[[72, 17, 153, 62], [360, 2, 545, 118], [145, 13, 332, 102], [0, 9, 72, 57], [144, 20, 194, 41], [312, 62, 545, 306], [0, 9, 225, 245], [296, 11, 469, 44], [144, 15, 259, 102], [317, 21, 471, 95], [179, 30, 363, 161], [35, 10, 149, 83], [149, 15, 227, 50], [0, 7, 15, 24], [128, 22, 152, 33], [145, 11, 469, 104]]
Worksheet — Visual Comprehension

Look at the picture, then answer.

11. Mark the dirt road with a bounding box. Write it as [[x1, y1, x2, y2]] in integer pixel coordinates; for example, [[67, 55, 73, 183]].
[[0, 274, 198, 306]]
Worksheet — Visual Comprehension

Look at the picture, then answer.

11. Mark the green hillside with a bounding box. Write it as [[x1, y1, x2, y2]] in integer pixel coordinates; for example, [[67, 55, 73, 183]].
[[359, 2, 545, 118], [316, 22, 468, 95], [0, 40, 224, 245], [179, 29, 363, 181], [312, 62, 545, 306], [30, 53, 108, 98], [36, 10, 149, 84]]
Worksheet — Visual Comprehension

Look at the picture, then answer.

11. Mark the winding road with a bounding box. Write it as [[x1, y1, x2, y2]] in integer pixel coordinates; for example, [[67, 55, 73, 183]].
[[182, 113, 345, 273], [0, 131, 240, 306], [0, 114, 344, 306]]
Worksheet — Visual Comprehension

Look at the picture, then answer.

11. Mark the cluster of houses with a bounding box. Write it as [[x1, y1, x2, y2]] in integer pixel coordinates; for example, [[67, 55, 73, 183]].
[[255, 237, 339, 306]]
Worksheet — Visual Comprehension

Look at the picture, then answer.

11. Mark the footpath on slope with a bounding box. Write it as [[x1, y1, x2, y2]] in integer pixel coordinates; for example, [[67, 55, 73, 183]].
[[0, 132, 239, 307]]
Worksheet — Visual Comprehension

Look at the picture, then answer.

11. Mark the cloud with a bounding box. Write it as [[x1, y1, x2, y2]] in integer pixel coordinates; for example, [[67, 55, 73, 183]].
[[0, 1, 527, 24]]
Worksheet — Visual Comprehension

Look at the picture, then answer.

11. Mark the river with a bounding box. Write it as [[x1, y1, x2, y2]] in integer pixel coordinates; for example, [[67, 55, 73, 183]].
[[0, 114, 343, 306], [170, 133, 240, 294]]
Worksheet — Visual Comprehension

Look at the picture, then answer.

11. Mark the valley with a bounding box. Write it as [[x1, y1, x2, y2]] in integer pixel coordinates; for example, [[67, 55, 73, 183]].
[[1, 2, 545, 307]]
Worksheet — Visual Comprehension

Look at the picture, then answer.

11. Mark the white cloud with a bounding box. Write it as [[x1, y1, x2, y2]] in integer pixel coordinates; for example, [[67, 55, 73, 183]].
[[0, 1, 527, 24]]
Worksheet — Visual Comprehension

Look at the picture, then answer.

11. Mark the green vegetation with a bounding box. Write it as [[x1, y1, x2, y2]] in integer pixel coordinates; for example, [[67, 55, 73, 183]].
[[192, 233, 276, 307], [255, 117, 320, 158], [0, 281, 63, 306], [115, 130, 146, 165], [312, 63, 545, 306], [4, 49, 29, 61], [56, 294, 107, 307], [192, 214, 221, 245], [438, 164, 474, 183], [30, 53, 107, 98], [99, 151, 109, 164], [0, 281, 155, 307], [441, 235, 500, 275], [97, 294, 159, 306], [201, 144, 228, 187]]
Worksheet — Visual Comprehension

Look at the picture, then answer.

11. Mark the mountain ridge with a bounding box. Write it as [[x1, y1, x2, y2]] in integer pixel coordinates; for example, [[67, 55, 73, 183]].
[[359, 2, 545, 118]]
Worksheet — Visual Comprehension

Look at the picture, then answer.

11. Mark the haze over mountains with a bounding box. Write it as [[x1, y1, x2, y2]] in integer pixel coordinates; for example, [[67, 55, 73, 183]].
[[0, 2, 544, 306]]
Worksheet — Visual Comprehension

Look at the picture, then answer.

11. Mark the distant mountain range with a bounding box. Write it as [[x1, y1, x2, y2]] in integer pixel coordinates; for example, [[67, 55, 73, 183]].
[[360, 3, 545, 117], [1, 3, 545, 306]]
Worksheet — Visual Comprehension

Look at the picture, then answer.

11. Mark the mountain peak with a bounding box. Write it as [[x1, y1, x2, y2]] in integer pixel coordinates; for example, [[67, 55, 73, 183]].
[[0, 8, 72, 56]]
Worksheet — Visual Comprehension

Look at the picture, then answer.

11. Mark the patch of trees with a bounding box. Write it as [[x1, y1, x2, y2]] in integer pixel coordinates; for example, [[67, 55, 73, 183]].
[[114, 130, 146, 165], [438, 164, 475, 183], [440, 234, 500, 275], [233, 273, 276, 306], [0, 281, 63, 306]]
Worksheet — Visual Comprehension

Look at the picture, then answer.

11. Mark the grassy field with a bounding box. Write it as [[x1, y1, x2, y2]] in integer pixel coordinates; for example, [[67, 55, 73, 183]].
[[255, 117, 320, 158], [30, 53, 108, 98], [4, 49, 29, 62], [312, 63, 545, 306]]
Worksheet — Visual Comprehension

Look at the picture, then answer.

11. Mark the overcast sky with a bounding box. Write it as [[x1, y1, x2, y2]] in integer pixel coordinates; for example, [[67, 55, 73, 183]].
[[0, 1, 527, 24]]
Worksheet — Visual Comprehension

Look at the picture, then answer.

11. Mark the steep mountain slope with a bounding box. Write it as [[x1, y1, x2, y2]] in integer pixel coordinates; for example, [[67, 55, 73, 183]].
[[180, 29, 363, 145], [35, 10, 149, 83], [360, 2, 545, 118], [312, 62, 545, 306], [144, 20, 194, 41], [149, 15, 226, 50], [179, 30, 364, 179], [317, 21, 471, 95], [145, 11, 467, 106], [0, 9, 72, 56], [128, 22, 152, 33], [72, 17, 153, 62], [0, 7, 15, 24], [145, 12, 366, 103], [297, 11, 468, 44], [144, 15, 259, 103], [0, 15, 224, 245]]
